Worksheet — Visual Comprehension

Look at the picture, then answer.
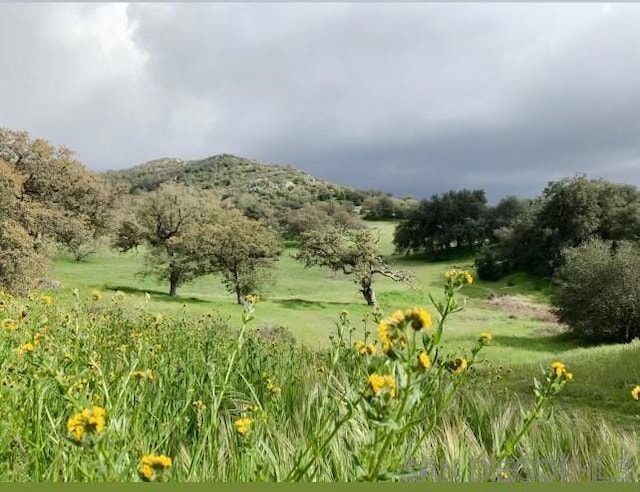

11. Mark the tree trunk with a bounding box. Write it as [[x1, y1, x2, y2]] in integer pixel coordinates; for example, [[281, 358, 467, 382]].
[[235, 285, 244, 305], [360, 279, 377, 306], [169, 270, 179, 297]]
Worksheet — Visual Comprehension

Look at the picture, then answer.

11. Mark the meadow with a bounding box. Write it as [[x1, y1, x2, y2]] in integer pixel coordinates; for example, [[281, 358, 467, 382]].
[[1, 221, 637, 481], [49, 222, 640, 430]]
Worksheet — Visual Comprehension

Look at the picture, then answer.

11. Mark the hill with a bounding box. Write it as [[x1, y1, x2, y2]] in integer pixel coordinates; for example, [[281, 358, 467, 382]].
[[102, 154, 374, 214]]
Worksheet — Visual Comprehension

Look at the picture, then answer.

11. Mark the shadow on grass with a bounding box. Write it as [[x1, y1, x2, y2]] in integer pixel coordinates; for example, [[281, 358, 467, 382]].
[[387, 250, 476, 265], [272, 298, 354, 310], [104, 285, 211, 304], [494, 333, 600, 353]]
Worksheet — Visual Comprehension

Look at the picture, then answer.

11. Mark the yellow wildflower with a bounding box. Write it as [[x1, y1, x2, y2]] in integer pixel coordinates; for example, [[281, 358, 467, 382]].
[[550, 361, 573, 381], [91, 290, 102, 301], [463, 271, 473, 285], [367, 373, 396, 398], [418, 352, 431, 370], [453, 357, 468, 375], [67, 406, 106, 444], [244, 294, 260, 304], [139, 454, 172, 482], [132, 369, 154, 380], [551, 361, 567, 377], [192, 400, 207, 411], [405, 307, 432, 331], [41, 295, 54, 306], [479, 332, 493, 344], [234, 417, 253, 436], [355, 341, 377, 356], [378, 322, 392, 353], [33, 332, 44, 345], [445, 269, 458, 281], [377, 312, 408, 355], [2, 318, 17, 331], [631, 385, 640, 401], [17, 342, 34, 356], [265, 378, 281, 395]]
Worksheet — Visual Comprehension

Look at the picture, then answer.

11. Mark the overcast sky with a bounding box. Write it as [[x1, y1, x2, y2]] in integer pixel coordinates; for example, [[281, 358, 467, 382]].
[[1, 3, 638, 201]]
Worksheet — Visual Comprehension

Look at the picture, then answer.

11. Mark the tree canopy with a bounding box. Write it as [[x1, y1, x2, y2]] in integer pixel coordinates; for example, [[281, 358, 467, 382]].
[[296, 227, 413, 305], [0, 128, 118, 291], [393, 189, 488, 256], [114, 183, 221, 296], [185, 209, 283, 304], [481, 176, 640, 277]]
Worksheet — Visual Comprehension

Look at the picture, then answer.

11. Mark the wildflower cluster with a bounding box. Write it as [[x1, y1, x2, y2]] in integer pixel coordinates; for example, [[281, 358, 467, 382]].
[[445, 268, 474, 286], [366, 373, 396, 399], [234, 417, 253, 436], [551, 361, 573, 381], [631, 385, 640, 401], [192, 400, 207, 411], [377, 307, 432, 357], [244, 294, 260, 305], [132, 369, 154, 381], [531, 360, 574, 400], [496, 360, 575, 466], [66, 406, 106, 445], [265, 377, 281, 395], [16, 342, 35, 357], [354, 340, 376, 356], [138, 454, 172, 482], [345, 274, 488, 479], [41, 294, 54, 306]]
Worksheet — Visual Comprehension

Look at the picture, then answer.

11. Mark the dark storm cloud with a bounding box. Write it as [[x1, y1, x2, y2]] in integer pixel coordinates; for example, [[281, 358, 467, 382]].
[[0, 3, 638, 201]]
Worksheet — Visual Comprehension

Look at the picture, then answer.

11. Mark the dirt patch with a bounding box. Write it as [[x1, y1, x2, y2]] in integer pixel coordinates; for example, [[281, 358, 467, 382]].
[[486, 294, 558, 323]]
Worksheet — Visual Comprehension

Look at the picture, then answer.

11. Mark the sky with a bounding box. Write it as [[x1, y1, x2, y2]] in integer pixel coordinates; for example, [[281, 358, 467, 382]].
[[1, 2, 639, 202]]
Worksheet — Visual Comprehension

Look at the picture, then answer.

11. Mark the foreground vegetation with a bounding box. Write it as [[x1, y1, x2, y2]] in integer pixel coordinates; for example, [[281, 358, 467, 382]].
[[2, 278, 638, 482], [46, 222, 640, 430], [2, 126, 639, 482]]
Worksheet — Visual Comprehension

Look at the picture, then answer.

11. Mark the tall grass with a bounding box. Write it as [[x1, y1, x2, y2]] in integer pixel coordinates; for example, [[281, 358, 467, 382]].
[[0, 288, 637, 482]]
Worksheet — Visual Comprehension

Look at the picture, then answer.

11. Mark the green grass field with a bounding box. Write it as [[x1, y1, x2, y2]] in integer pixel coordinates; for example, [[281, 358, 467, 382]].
[[47, 221, 640, 430]]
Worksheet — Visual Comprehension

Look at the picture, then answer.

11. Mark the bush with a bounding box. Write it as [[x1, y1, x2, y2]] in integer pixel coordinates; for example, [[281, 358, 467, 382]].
[[475, 245, 508, 281], [0, 219, 46, 294], [552, 239, 640, 342]]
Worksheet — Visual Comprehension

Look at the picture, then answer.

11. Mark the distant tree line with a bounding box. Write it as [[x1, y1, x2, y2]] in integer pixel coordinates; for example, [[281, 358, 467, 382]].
[[391, 176, 640, 277], [390, 175, 640, 343], [475, 176, 640, 279]]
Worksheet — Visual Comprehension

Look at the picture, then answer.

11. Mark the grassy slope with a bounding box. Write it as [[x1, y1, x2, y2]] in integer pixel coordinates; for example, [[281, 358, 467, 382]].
[[48, 221, 640, 429]]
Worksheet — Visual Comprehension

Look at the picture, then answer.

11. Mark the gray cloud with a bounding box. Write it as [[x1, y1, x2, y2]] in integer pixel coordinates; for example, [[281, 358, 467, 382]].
[[0, 3, 638, 201]]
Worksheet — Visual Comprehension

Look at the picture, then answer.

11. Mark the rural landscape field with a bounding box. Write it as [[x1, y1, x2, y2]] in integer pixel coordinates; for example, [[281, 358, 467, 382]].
[[1, 2, 640, 483]]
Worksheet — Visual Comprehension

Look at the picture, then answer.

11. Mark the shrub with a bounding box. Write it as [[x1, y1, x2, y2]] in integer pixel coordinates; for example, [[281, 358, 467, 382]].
[[0, 219, 46, 294], [552, 239, 640, 342], [475, 245, 507, 281]]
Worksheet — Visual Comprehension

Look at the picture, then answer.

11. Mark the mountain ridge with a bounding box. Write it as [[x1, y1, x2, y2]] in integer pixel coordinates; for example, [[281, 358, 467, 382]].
[[101, 153, 379, 214]]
